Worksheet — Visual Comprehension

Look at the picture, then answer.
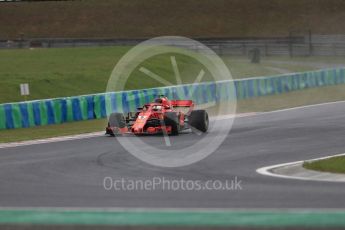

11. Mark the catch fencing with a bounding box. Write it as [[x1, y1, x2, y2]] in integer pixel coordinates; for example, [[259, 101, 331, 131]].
[[3, 35, 345, 56]]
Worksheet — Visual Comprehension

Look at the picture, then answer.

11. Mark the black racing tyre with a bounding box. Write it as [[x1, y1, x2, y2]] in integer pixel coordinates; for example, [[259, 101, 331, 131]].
[[164, 112, 180, 136], [108, 113, 126, 128], [188, 110, 209, 133]]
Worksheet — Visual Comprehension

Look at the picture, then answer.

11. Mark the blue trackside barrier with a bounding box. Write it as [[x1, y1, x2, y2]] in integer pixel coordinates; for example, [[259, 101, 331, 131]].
[[0, 68, 344, 130]]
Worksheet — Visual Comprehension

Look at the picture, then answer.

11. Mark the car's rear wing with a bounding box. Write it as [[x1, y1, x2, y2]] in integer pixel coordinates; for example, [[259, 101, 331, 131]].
[[171, 100, 194, 107], [171, 100, 194, 114]]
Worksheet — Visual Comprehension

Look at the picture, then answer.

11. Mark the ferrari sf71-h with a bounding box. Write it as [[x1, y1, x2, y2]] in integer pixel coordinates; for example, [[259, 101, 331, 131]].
[[106, 95, 209, 136]]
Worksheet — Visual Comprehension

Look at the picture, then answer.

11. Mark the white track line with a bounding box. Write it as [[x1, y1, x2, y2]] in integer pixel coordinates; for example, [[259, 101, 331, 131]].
[[256, 100, 345, 115], [256, 153, 345, 182], [0, 132, 104, 149]]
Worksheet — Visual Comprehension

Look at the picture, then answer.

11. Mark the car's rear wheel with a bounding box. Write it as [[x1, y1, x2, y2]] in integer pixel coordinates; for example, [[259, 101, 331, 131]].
[[164, 112, 180, 136], [188, 110, 209, 133], [108, 113, 126, 128]]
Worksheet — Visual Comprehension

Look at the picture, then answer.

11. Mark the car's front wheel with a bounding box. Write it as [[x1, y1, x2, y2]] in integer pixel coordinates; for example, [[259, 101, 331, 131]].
[[164, 112, 180, 136], [188, 110, 209, 133]]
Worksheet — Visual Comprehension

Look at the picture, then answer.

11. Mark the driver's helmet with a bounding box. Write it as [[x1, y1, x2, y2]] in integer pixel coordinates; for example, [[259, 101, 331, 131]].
[[154, 98, 163, 103], [154, 95, 170, 108]]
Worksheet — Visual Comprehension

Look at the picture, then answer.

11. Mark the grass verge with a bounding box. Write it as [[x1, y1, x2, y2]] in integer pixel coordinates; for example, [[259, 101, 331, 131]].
[[303, 156, 345, 174], [1, 46, 344, 103], [1, 84, 345, 143]]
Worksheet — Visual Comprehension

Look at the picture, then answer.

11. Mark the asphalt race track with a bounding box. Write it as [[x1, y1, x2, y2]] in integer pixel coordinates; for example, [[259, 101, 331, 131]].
[[1, 102, 345, 209]]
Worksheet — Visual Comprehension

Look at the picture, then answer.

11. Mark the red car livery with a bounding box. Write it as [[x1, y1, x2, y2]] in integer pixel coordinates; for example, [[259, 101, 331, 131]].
[[106, 95, 209, 136]]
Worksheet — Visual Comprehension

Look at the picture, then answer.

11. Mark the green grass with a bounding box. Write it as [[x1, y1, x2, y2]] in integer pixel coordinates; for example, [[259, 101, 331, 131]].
[[2, 46, 344, 103], [303, 156, 345, 174], [1, 84, 345, 143], [264, 56, 345, 64], [0, 46, 217, 103], [0, 46, 129, 103]]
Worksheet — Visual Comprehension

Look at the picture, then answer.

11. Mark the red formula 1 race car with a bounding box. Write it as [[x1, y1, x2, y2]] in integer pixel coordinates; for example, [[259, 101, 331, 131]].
[[106, 95, 209, 136]]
